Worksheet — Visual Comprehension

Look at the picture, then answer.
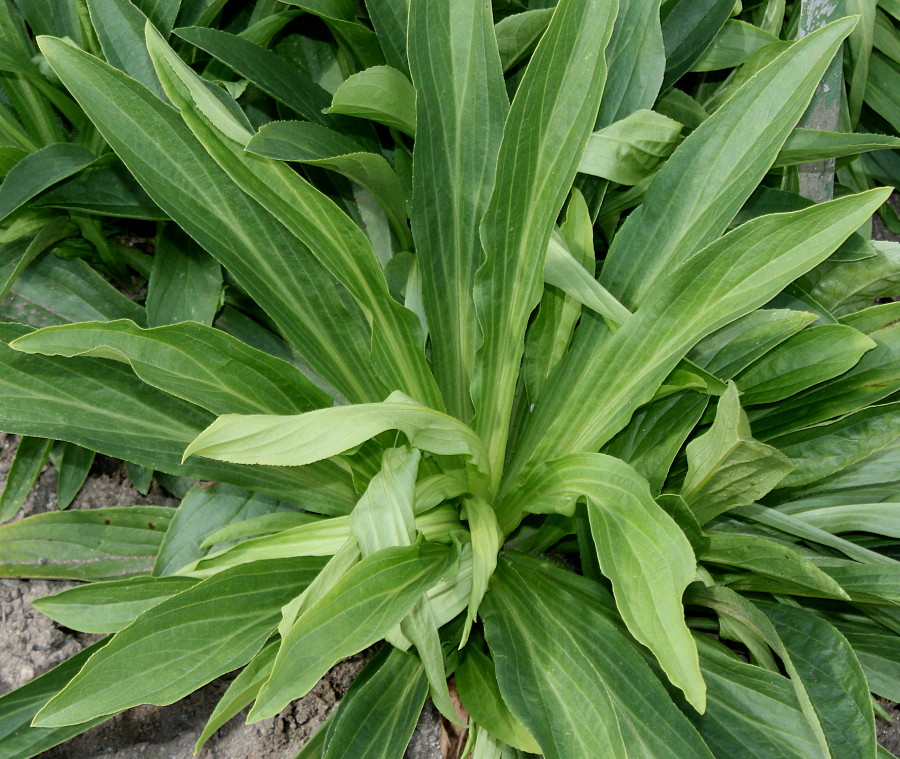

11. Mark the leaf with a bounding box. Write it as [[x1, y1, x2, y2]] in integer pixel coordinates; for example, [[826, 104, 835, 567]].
[[775, 128, 900, 167], [789, 503, 900, 537], [0, 324, 356, 513], [691, 20, 778, 72], [11, 319, 332, 416], [832, 617, 900, 702], [32, 575, 197, 633], [701, 533, 850, 598], [0, 144, 95, 222], [602, 17, 857, 311], [0, 505, 173, 580], [579, 109, 683, 185], [734, 325, 876, 406], [0, 642, 110, 759], [50, 441, 95, 509], [34, 557, 325, 727], [322, 648, 429, 759], [134, 0, 180, 35], [494, 8, 553, 71], [865, 51, 900, 132], [38, 35, 384, 405], [365, 0, 409, 75], [456, 644, 540, 753], [758, 601, 877, 759], [86, 0, 164, 97], [482, 554, 716, 759], [246, 120, 410, 247], [498, 453, 704, 710], [154, 482, 299, 575], [681, 383, 793, 524], [248, 541, 452, 721], [146, 226, 222, 327], [146, 28, 441, 410], [660, 0, 734, 87], [326, 65, 417, 136], [0, 436, 51, 522], [201, 512, 320, 547], [768, 402, 900, 488], [184, 390, 490, 484], [509, 188, 889, 485], [0, 217, 75, 304], [472, 0, 618, 485], [407, 0, 507, 420]]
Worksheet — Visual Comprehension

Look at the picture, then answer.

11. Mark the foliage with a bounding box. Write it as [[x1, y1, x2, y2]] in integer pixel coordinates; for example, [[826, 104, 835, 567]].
[[0, 0, 899, 758]]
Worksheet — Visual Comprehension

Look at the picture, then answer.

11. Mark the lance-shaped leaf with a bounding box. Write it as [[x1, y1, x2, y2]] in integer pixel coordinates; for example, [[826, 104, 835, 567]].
[[691, 20, 779, 72], [602, 17, 857, 310], [0, 506, 173, 580], [50, 441, 94, 509], [0, 324, 356, 514], [185, 390, 490, 485], [34, 557, 326, 727], [32, 575, 197, 633], [326, 65, 417, 136], [482, 554, 716, 759], [38, 35, 383, 404], [497, 453, 704, 710], [494, 8, 553, 72], [734, 325, 875, 406], [579, 109, 683, 185], [321, 647, 429, 759], [788, 503, 900, 537], [472, 0, 618, 485], [0, 642, 110, 759], [0, 435, 51, 522], [660, 0, 734, 87], [407, 0, 507, 420], [774, 128, 900, 167], [146, 28, 441, 409], [0, 218, 75, 305], [249, 541, 452, 721], [11, 319, 331, 416], [508, 188, 890, 485], [681, 383, 793, 524], [247, 121, 411, 248]]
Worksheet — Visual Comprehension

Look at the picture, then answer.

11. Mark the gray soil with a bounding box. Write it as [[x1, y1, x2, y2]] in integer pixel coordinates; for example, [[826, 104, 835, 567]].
[[0, 434, 441, 759]]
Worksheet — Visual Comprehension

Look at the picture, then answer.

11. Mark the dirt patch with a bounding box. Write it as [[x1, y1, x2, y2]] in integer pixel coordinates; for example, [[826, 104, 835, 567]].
[[0, 434, 440, 758]]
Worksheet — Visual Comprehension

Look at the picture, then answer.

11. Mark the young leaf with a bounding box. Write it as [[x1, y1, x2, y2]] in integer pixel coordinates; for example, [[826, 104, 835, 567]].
[[34, 557, 326, 727], [249, 541, 452, 721], [327, 65, 417, 136]]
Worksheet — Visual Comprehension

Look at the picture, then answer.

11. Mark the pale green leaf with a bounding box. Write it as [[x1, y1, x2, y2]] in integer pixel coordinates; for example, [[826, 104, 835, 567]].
[[327, 65, 416, 135]]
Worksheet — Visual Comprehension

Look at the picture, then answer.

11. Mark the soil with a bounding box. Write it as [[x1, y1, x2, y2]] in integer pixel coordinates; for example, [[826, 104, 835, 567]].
[[0, 434, 442, 759]]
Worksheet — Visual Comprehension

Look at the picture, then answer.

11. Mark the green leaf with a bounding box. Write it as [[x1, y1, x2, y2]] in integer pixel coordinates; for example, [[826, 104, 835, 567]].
[[660, 0, 734, 87], [0, 642, 110, 759], [134, 0, 181, 35], [789, 503, 900, 537], [494, 8, 553, 71], [0, 144, 95, 223], [769, 402, 900, 488], [87, 0, 164, 97], [509, 189, 889, 486], [364, 0, 409, 74], [407, 0, 507, 420], [32, 575, 197, 633], [579, 109, 683, 185], [472, 0, 618, 486], [775, 128, 900, 167], [0, 324, 356, 513], [701, 533, 850, 599], [249, 541, 451, 721], [146, 27, 441, 410], [735, 325, 876, 406], [34, 557, 325, 727], [38, 35, 384, 405], [865, 51, 900, 132], [0, 505, 173, 580], [0, 218, 75, 304], [154, 482, 300, 575], [146, 226, 222, 327], [681, 383, 793, 523], [482, 554, 716, 759], [322, 648, 429, 759], [498, 453, 704, 710], [832, 617, 900, 702], [50, 441, 95, 509], [456, 644, 540, 753], [11, 318, 332, 416], [602, 17, 858, 311], [0, 435, 51, 522], [691, 20, 778, 72], [758, 601, 877, 759], [247, 120, 410, 248], [201, 512, 320, 547], [326, 65, 417, 136], [184, 390, 490, 484]]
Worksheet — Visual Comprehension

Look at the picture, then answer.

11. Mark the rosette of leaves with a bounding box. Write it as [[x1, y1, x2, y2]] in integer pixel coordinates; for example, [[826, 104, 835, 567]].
[[0, 1, 899, 758]]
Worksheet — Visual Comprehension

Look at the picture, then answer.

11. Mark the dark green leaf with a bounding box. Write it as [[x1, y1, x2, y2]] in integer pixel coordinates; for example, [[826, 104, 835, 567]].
[[660, 0, 734, 87], [50, 441, 94, 509], [0, 435, 50, 522]]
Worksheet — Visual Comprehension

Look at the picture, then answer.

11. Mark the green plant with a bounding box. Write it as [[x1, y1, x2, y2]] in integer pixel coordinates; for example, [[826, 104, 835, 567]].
[[0, 1, 899, 758]]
